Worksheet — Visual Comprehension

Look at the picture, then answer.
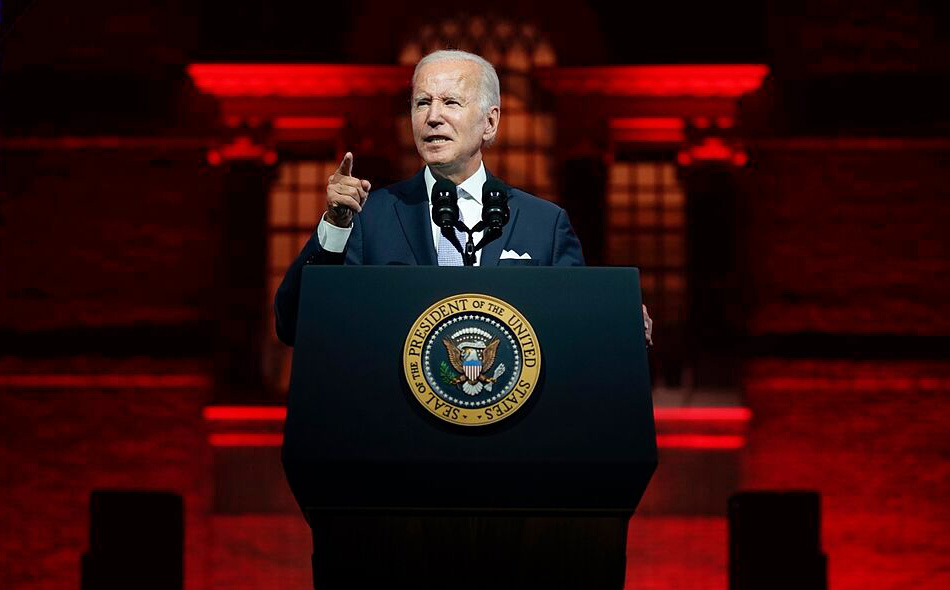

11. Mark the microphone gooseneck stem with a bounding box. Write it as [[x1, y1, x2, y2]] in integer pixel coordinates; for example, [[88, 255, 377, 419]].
[[472, 226, 502, 254], [464, 234, 476, 266], [448, 220, 503, 266]]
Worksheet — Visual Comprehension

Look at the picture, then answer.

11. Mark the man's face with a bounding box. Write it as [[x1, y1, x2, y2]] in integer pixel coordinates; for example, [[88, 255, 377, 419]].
[[411, 59, 499, 182]]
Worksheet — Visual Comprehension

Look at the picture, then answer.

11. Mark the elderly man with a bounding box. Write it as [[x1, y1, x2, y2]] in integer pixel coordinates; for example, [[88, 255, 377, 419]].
[[275, 50, 652, 346]]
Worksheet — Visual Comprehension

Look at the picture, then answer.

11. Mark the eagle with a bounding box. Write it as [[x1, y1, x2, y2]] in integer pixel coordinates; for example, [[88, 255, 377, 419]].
[[443, 337, 506, 396]]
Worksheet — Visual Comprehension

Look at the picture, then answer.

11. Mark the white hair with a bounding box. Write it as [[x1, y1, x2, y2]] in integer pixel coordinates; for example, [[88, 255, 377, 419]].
[[412, 50, 501, 115]]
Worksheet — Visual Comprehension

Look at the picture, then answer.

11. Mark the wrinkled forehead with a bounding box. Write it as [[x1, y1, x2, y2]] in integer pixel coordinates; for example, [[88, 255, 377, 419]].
[[412, 60, 481, 97]]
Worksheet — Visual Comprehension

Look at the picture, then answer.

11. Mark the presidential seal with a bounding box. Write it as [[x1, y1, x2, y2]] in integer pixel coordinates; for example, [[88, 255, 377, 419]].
[[403, 294, 541, 426]]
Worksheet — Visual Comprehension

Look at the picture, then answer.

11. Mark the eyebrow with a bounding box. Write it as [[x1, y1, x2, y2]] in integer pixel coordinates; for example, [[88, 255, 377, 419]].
[[412, 94, 463, 103]]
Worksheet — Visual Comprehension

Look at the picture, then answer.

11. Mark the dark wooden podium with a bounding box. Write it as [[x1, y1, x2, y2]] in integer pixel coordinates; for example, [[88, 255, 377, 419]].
[[282, 267, 656, 589]]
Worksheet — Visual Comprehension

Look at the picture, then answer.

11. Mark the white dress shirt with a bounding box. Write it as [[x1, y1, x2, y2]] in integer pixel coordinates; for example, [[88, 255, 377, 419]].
[[316, 162, 488, 265]]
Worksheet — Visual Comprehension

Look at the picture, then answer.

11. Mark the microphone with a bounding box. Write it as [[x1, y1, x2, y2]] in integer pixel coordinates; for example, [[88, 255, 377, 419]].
[[431, 177, 471, 263], [431, 178, 459, 229], [429, 176, 509, 266], [481, 178, 510, 233]]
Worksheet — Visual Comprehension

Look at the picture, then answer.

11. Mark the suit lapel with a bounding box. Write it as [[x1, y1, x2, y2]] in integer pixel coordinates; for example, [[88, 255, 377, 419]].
[[393, 170, 438, 266]]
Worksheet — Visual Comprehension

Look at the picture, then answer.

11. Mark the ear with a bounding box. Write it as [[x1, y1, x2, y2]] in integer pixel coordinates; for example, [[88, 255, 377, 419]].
[[483, 106, 500, 143]]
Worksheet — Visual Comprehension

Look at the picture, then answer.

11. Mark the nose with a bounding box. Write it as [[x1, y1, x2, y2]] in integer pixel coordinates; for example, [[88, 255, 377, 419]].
[[426, 102, 443, 127]]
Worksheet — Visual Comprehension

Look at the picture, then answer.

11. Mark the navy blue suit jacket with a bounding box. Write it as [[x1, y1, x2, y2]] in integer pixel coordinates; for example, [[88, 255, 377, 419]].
[[274, 169, 584, 345]]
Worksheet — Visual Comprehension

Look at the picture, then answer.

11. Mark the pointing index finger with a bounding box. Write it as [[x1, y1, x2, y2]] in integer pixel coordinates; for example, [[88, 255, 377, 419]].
[[336, 152, 354, 177]]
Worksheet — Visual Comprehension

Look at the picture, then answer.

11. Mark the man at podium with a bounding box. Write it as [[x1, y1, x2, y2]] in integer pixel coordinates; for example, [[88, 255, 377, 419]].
[[277, 51, 656, 590], [275, 49, 652, 347]]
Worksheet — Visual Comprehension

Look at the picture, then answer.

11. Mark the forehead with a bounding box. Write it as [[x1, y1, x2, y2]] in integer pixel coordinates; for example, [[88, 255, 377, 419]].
[[412, 59, 481, 96]]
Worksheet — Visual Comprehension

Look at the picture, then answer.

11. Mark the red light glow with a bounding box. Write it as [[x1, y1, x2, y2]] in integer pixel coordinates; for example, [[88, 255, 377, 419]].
[[537, 65, 769, 97], [187, 64, 413, 98], [612, 118, 685, 129], [746, 376, 950, 393], [205, 431, 746, 449], [221, 136, 267, 160], [655, 434, 746, 450], [189, 64, 767, 99], [689, 138, 734, 161], [202, 405, 750, 423], [611, 117, 685, 143], [0, 374, 211, 388], [203, 406, 287, 421], [273, 117, 345, 130], [716, 116, 735, 128], [201, 405, 749, 449], [209, 434, 284, 447], [654, 407, 751, 422]]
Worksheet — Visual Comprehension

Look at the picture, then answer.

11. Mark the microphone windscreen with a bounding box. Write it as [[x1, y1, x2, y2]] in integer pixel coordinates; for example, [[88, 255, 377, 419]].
[[431, 177, 459, 228], [432, 177, 457, 200], [481, 178, 510, 228], [482, 178, 508, 204]]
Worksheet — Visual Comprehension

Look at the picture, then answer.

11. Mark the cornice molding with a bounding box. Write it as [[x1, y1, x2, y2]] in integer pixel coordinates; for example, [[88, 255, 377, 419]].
[[187, 64, 414, 98], [536, 65, 768, 97]]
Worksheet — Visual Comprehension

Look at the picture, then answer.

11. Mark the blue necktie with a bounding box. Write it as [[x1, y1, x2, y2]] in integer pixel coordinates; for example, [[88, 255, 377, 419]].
[[437, 188, 473, 266], [437, 217, 468, 266]]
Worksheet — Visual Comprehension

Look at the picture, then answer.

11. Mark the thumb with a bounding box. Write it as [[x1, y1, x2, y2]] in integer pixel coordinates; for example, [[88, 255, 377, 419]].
[[336, 152, 354, 176]]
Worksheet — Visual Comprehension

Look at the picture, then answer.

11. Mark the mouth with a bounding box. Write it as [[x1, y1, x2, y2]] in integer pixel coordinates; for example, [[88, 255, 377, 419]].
[[424, 136, 452, 144]]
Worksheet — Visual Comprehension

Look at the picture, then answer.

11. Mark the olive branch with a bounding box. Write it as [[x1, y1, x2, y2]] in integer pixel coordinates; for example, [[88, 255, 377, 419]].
[[439, 361, 459, 386]]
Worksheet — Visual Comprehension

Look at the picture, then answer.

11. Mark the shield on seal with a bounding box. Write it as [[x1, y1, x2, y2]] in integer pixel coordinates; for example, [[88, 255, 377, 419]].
[[463, 353, 482, 382]]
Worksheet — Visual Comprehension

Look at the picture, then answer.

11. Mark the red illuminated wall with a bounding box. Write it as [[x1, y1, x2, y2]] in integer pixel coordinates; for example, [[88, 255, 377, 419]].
[[0, 150, 223, 344], [743, 360, 950, 590], [743, 143, 950, 338], [0, 358, 213, 590], [2, 1, 949, 590]]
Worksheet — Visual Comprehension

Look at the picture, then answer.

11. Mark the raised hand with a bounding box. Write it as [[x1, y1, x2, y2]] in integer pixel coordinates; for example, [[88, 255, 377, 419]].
[[643, 304, 654, 347], [325, 152, 372, 227]]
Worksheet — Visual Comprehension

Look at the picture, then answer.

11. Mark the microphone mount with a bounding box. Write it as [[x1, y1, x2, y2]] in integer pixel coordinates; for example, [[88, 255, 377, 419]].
[[444, 219, 502, 266], [431, 175, 510, 266]]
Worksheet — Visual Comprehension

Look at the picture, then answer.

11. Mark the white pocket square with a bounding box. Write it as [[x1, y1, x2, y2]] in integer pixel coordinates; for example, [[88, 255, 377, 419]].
[[500, 249, 532, 260]]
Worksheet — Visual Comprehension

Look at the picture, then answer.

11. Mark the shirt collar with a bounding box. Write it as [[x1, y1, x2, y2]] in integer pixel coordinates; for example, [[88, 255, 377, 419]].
[[424, 162, 486, 204]]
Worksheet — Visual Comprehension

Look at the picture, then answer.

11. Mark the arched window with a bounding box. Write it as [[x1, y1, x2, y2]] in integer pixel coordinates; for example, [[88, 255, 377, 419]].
[[262, 160, 335, 394], [607, 158, 688, 386], [607, 160, 687, 310]]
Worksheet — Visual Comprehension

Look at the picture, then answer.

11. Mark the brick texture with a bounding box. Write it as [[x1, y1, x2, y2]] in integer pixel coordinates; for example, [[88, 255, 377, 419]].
[[0, 150, 223, 333], [766, 0, 950, 76], [209, 516, 311, 590], [743, 145, 950, 336], [1, 3, 947, 589], [625, 516, 728, 590], [742, 359, 950, 590], [0, 358, 213, 590]]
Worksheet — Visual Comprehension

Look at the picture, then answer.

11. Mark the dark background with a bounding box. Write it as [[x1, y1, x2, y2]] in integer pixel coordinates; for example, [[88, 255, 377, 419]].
[[1, 1, 948, 589]]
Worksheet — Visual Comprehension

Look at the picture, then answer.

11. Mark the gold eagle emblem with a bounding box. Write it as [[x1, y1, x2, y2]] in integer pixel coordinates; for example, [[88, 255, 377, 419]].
[[443, 337, 505, 396]]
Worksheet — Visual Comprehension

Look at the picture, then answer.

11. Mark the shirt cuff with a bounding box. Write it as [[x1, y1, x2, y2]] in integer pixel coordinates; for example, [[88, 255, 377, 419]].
[[317, 213, 353, 253]]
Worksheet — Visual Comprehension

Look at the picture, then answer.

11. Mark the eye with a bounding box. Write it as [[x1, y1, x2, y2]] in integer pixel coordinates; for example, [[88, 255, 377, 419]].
[[415, 98, 430, 108], [446, 99, 460, 106]]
